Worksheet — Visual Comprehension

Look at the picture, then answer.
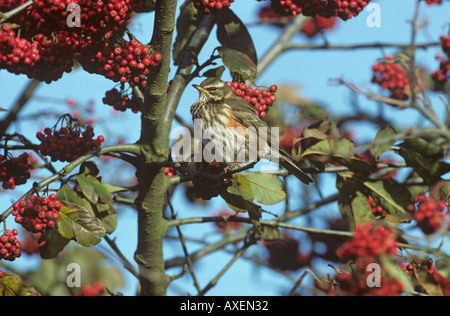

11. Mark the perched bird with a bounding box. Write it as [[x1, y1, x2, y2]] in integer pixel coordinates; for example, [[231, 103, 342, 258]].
[[190, 77, 312, 184]]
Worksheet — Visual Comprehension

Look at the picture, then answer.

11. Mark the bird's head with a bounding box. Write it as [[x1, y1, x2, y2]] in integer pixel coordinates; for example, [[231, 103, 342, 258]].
[[193, 78, 235, 102]]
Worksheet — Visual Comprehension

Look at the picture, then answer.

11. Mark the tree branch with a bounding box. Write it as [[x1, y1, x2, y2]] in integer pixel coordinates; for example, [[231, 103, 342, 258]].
[[0, 79, 41, 134]]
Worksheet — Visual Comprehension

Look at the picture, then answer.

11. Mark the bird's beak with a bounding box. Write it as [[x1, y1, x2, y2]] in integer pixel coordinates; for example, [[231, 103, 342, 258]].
[[193, 84, 206, 92]]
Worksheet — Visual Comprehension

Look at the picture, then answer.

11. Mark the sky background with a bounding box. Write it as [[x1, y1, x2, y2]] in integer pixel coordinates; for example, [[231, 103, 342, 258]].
[[1, 0, 450, 296]]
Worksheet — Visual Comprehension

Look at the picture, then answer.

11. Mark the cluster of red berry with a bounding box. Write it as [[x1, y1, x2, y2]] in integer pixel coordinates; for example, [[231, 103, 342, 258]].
[[431, 35, 450, 84], [36, 125, 104, 163], [78, 39, 161, 90], [165, 167, 175, 177], [263, 235, 310, 271], [0, 153, 31, 190], [300, 16, 338, 38], [194, 0, 234, 14], [0, 0, 148, 83], [269, 0, 372, 20], [72, 281, 105, 296], [226, 81, 278, 119], [279, 127, 300, 152], [367, 196, 387, 218], [401, 258, 434, 276], [331, 269, 404, 296], [0, 26, 41, 78], [407, 193, 448, 234], [425, 0, 443, 5], [258, 5, 338, 38], [12, 194, 61, 234], [0, 229, 21, 262], [192, 161, 232, 200], [102, 88, 143, 113], [0, 25, 80, 83], [20, 233, 42, 256], [337, 223, 398, 269], [372, 55, 411, 101]]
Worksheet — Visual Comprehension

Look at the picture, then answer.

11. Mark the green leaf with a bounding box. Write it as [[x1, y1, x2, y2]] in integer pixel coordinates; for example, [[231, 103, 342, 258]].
[[102, 183, 128, 194], [58, 201, 106, 247], [0, 273, 40, 296], [38, 229, 70, 259], [57, 184, 85, 206], [233, 174, 254, 200], [75, 174, 117, 234], [172, 0, 202, 65], [374, 126, 397, 160], [203, 66, 226, 79], [397, 139, 450, 185], [362, 179, 413, 216], [76, 174, 99, 205], [215, 8, 257, 66], [412, 265, 444, 296], [302, 139, 371, 173], [302, 138, 355, 157], [217, 46, 257, 82], [242, 173, 286, 205], [399, 138, 445, 158], [336, 174, 374, 230], [220, 186, 262, 222]]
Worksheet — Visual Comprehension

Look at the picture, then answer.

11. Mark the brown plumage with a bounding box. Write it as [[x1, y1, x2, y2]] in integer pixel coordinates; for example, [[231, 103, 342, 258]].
[[190, 77, 313, 184]]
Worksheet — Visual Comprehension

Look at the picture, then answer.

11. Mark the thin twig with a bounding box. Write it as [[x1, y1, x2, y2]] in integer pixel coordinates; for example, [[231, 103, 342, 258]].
[[104, 236, 140, 279], [167, 196, 202, 293], [0, 0, 33, 23], [197, 244, 250, 296]]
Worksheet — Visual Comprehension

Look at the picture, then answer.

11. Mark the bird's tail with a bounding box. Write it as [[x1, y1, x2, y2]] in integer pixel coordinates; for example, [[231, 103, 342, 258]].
[[279, 154, 313, 184]]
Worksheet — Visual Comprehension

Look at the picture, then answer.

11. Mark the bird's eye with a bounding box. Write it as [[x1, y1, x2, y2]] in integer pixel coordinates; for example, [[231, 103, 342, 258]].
[[208, 87, 217, 91]]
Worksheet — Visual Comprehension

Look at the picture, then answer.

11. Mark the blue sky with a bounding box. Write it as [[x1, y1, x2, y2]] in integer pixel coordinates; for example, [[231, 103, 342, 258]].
[[1, 0, 450, 296]]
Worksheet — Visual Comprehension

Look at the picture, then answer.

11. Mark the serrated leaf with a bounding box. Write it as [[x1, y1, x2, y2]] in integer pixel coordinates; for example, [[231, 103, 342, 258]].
[[0, 273, 40, 296], [58, 201, 106, 247], [374, 126, 397, 160], [217, 46, 257, 81], [242, 173, 286, 205], [215, 8, 257, 65]]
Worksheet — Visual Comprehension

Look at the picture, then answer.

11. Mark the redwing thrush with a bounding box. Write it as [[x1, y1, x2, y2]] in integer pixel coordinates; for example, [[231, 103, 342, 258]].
[[190, 77, 313, 184]]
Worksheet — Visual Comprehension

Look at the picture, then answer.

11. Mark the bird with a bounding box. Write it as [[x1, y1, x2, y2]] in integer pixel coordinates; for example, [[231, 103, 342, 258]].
[[190, 77, 313, 185]]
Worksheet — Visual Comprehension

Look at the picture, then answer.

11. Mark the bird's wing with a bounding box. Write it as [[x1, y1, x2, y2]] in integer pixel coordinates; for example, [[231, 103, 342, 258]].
[[224, 96, 268, 130], [224, 96, 294, 157]]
